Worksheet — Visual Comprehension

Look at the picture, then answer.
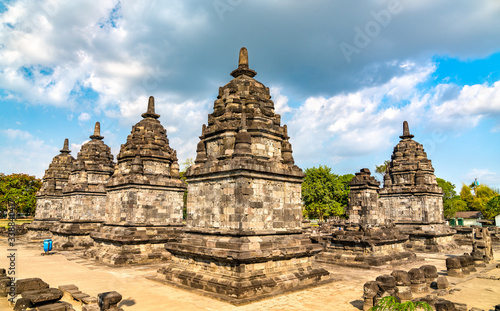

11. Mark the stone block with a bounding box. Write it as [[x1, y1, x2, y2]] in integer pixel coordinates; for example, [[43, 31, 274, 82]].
[[363, 281, 380, 298], [98, 291, 122, 310], [391, 270, 411, 286], [408, 268, 425, 284], [375, 275, 396, 292], [395, 285, 412, 300], [410, 282, 428, 294], [436, 275, 450, 289], [15, 278, 50, 295], [36, 301, 75, 311], [434, 299, 456, 311], [22, 288, 64, 305]]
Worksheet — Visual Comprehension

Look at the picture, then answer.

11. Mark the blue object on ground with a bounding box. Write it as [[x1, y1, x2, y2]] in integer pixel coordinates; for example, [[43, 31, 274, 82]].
[[43, 239, 52, 252]]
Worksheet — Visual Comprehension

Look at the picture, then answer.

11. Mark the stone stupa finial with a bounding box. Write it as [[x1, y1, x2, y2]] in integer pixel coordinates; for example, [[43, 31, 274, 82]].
[[399, 121, 414, 139], [90, 121, 104, 140], [60, 138, 71, 154], [141, 96, 160, 119], [231, 47, 257, 78]]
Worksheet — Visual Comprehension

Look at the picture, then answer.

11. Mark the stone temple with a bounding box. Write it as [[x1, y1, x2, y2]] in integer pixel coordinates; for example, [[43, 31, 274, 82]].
[[157, 48, 330, 304], [379, 121, 456, 252], [86, 97, 186, 265], [316, 168, 416, 268], [26, 139, 75, 241], [51, 122, 115, 250]]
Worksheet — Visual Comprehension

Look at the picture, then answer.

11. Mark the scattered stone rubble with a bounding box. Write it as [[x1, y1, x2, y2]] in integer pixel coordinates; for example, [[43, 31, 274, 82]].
[[156, 47, 330, 304], [51, 122, 115, 250], [26, 139, 75, 242], [0, 268, 123, 311], [446, 254, 476, 277], [362, 265, 463, 311], [317, 168, 417, 268]]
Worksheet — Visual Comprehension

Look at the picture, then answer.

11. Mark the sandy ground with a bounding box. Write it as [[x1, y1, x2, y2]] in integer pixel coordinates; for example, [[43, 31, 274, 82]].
[[1, 238, 499, 311]]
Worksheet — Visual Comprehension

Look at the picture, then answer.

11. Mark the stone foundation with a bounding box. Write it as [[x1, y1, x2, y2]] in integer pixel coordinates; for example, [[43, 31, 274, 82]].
[[25, 219, 58, 242], [86, 224, 182, 265], [157, 231, 330, 304], [397, 223, 457, 252], [50, 221, 103, 250], [316, 226, 417, 268]]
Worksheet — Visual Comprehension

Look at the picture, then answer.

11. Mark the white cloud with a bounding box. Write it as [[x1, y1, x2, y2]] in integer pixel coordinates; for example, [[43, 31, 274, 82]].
[[0, 128, 58, 178], [269, 87, 291, 115], [429, 81, 500, 131], [78, 112, 91, 122]]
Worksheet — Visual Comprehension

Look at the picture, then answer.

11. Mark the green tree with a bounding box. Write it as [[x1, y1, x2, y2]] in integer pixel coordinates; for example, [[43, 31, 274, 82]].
[[301, 165, 353, 221], [375, 160, 391, 180], [370, 296, 432, 311], [484, 195, 500, 219], [0, 173, 42, 216], [436, 178, 467, 218], [179, 158, 194, 220], [459, 183, 499, 219]]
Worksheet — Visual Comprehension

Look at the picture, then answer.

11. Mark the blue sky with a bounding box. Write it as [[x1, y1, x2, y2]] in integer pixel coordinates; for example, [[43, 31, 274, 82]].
[[1, 0, 499, 192]]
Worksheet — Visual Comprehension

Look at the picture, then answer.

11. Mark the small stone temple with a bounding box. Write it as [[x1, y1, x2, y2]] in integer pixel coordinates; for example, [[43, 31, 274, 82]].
[[379, 122, 455, 252], [157, 48, 330, 304], [51, 122, 115, 250], [316, 168, 416, 268], [26, 139, 75, 241], [86, 97, 186, 265]]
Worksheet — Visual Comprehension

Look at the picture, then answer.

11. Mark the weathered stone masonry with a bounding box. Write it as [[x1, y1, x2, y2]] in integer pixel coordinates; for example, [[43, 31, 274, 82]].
[[157, 48, 330, 304], [51, 122, 115, 250], [26, 139, 75, 242], [86, 97, 186, 265]]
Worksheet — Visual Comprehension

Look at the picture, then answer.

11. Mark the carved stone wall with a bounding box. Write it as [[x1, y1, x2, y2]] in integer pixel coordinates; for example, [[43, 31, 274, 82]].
[[51, 122, 115, 249], [379, 121, 444, 224], [347, 168, 382, 225], [157, 48, 329, 304], [86, 97, 186, 264], [26, 139, 75, 241]]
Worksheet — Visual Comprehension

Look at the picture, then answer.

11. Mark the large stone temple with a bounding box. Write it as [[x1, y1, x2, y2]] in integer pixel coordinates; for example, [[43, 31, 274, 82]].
[[26, 139, 75, 241], [51, 122, 115, 249], [157, 48, 330, 304], [86, 97, 186, 265], [379, 121, 456, 252]]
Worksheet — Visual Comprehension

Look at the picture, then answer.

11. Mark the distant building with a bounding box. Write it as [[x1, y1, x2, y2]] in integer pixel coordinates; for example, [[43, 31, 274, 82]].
[[495, 213, 500, 227], [449, 211, 483, 227]]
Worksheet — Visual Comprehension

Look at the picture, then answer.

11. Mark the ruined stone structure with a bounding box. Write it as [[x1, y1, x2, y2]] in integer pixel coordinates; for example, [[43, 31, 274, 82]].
[[347, 168, 384, 225], [157, 48, 330, 304], [317, 169, 415, 268], [470, 227, 494, 266], [51, 122, 115, 250], [26, 139, 75, 241], [379, 122, 456, 252], [86, 97, 186, 265]]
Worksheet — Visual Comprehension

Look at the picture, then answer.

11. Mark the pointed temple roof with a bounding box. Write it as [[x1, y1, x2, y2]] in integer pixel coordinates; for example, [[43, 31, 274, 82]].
[[63, 122, 115, 193], [381, 121, 442, 194], [38, 138, 76, 196], [108, 96, 183, 186], [187, 47, 303, 177]]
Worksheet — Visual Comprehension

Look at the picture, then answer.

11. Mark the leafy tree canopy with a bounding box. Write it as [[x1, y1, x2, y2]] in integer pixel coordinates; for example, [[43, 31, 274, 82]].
[[302, 165, 353, 221], [0, 173, 42, 216], [375, 160, 391, 180], [437, 178, 467, 218], [459, 182, 499, 220]]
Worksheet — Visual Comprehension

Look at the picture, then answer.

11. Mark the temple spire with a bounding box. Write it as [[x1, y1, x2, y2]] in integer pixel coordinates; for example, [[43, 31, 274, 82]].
[[60, 138, 71, 154], [231, 47, 257, 78], [90, 121, 104, 140], [399, 121, 414, 139], [141, 96, 160, 119], [238, 47, 249, 69]]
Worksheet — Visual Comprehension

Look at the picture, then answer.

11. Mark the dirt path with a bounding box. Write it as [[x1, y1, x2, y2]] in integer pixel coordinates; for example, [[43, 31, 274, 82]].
[[1, 239, 499, 310]]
